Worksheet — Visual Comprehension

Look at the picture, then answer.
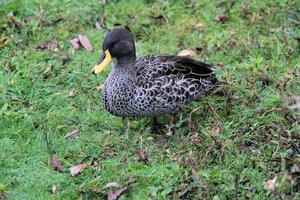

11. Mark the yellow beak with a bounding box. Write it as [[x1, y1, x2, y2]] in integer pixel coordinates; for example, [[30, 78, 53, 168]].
[[92, 49, 112, 74]]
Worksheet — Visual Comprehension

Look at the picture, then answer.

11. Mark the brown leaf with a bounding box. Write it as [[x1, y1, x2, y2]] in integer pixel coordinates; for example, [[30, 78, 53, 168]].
[[51, 185, 57, 194], [64, 128, 80, 139], [104, 182, 120, 189], [106, 178, 136, 200], [68, 89, 78, 97], [177, 49, 197, 58], [107, 187, 127, 200], [213, 123, 222, 134], [194, 22, 205, 32], [269, 27, 281, 33], [128, 16, 136, 25], [213, 85, 230, 96], [94, 84, 104, 92], [135, 146, 149, 165], [191, 167, 199, 182], [78, 35, 93, 52], [70, 38, 80, 50], [69, 163, 86, 176], [260, 73, 270, 86], [0, 38, 8, 47], [52, 154, 64, 172], [99, 0, 106, 5], [96, 21, 104, 30], [264, 176, 277, 191], [36, 39, 58, 51], [215, 13, 229, 22]]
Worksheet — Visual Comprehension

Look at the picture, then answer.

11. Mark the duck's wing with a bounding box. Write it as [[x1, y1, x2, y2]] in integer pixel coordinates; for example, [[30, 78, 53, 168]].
[[135, 54, 217, 85], [131, 55, 217, 116]]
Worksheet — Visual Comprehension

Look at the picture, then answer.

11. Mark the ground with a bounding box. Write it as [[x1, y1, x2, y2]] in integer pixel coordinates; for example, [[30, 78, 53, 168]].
[[0, 0, 299, 199]]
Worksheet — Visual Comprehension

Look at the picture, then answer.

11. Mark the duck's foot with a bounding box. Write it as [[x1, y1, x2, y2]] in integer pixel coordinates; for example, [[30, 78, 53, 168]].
[[122, 117, 131, 139], [166, 115, 177, 137], [150, 117, 164, 134]]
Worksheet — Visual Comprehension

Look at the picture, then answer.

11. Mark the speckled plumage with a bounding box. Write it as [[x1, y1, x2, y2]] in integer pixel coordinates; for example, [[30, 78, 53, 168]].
[[98, 28, 217, 118]]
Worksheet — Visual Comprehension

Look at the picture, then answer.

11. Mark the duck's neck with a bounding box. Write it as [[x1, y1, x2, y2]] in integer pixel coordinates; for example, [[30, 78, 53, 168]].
[[116, 55, 136, 66]]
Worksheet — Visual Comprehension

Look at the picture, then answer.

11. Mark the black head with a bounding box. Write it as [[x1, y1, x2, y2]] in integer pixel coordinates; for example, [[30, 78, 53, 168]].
[[92, 27, 136, 74], [102, 27, 136, 61]]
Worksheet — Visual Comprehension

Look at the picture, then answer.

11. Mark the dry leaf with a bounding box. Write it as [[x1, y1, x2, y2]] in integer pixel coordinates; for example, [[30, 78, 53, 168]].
[[99, 0, 106, 5], [68, 89, 77, 97], [43, 65, 54, 76], [96, 21, 104, 30], [177, 49, 197, 58], [64, 128, 80, 139], [135, 146, 149, 165], [70, 38, 80, 50], [128, 16, 136, 25], [52, 154, 64, 172], [195, 22, 205, 32], [104, 182, 120, 189], [215, 13, 229, 22], [36, 39, 58, 52], [191, 167, 199, 182], [94, 84, 104, 92], [264, 176, 277, 191], [0, 38, 8, 47], [78, 35, 93, 52], [107, 178, 136, 200], [107, 187, 127, 200], [269, 27, 281, 33], [51, 185, 57, 194], [69, 163, 86, 176], [213, 123, 222, 134]]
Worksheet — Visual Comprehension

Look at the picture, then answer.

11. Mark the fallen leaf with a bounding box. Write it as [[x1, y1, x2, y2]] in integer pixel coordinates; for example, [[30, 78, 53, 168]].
[[191, 167, 199, 182], [69, 163, 86, 176], [106, 178, 136, 200], [94, 84, 104, 92], [99, 0, 106, 5], [177, 49, 197, 58], [43, 65, 54, 78], [288, 94, 300, 111], [51, 185, 57, 194], [90, 158, 98, 167], [128, 16, 136, 25], [135, 146, 149, 165], [104, 182, 120, 189], [213, 123, 222, 134], [70, 38, 80, 50], [213, 85, 230, 96], [195, 22, 205, 32], [96, 21, 104, 30], [52, 154, 64, 172], [78, 35, 93, 52], [264, 176, 277, 191], [269, 27, 281, 33], [107, 187, 127, 200], [36, 39, 58, 52], [215, 13, 229, 22], [68, 89, 77, 97], [260, 73, 270, 86], [64, 128, 80, 139], [0, 38, 8, 47]]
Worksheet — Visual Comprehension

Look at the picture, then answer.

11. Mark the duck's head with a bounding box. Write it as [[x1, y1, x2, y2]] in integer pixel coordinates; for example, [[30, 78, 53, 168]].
[[92, 27, 136, 74]]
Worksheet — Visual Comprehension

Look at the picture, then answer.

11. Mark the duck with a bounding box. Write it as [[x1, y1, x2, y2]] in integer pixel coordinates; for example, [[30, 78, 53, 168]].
[[92, 27, 217, 135]]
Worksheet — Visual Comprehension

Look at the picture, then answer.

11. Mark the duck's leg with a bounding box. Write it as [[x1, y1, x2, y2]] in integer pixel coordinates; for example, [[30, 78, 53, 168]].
[[122, 117, 131, 139], [150, 117, 164, 134], [166, 114, 177, 136]]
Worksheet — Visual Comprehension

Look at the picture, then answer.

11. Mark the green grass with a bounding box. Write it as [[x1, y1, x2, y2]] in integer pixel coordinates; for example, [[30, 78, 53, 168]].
[[1, 0, 299, 199]]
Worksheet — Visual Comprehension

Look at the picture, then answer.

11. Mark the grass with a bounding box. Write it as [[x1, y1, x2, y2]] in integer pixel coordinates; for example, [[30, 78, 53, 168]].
[[0, 0, 299, 199]]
